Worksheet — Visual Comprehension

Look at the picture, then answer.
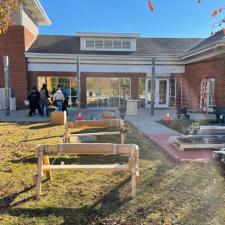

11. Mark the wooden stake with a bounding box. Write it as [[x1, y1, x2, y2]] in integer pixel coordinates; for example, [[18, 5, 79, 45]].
[[131, 147, 137, 198], [35, 147, 44, 198], [43, 155, 52, 180]]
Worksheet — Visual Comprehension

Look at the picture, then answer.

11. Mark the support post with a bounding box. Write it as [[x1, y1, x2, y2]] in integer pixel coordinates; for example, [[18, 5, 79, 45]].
[[131, 147, 137, 198], [151, 57, 155, 116], [35, 147, 44, 198], [43, 155, 52, 180], [76, 56, 81, 114], [3, 56, 10, 116]]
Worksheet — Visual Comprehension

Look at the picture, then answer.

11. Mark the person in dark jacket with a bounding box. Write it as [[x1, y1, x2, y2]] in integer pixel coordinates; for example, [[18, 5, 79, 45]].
[[27, 86, 41, 116], [40, 84, 50, 116]]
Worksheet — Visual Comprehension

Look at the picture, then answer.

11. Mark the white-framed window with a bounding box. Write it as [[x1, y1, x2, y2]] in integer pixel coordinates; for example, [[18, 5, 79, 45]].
[[122, 40, 131, 49], [86, 40, 95, 49], [87, 77, 131, 108], [83, 38, 134, 51]]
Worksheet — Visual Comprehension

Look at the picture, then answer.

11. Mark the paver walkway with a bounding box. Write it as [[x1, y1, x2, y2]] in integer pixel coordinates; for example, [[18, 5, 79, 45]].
[[125, 108, 213, 161]]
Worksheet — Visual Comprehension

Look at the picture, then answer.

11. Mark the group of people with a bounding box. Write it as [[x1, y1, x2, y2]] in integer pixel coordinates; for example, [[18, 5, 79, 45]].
[[27, 84, 68, 116]]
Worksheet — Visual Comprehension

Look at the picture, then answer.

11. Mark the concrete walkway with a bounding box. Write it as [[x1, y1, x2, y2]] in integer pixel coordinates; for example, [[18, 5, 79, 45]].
[[125, 108, 179, 135], [126, 108, 213, 162], [0, 108, 114, 123]]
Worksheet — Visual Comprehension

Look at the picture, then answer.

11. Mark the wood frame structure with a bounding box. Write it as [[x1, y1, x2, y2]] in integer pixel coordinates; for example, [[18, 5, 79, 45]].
[[34, 143, 139, 199], [169, 135, 225, 151], [64, 119, 126, 144]]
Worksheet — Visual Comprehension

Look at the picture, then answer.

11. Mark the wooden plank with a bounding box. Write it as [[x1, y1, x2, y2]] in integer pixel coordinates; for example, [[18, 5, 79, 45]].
[[43, 155, 52, 180], [72, 131, 120, 137], [130, 147, 137, 198], [42, 164, 129, 171], [213, 151, 225, 154], [41, 143, 136, 156], [67, 119, 124, 129], [35, 147, 44, 198]]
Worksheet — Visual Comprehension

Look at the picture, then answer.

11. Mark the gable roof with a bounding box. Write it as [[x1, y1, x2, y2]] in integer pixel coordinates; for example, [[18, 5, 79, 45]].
[[27, 35, 203, 57], [182, 29, 225, 57]]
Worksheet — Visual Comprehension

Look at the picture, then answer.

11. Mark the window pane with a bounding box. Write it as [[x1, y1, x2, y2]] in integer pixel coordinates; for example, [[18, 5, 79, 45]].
[[113, 40, 122, 49], [159, 80, 167, 105], [122, 40, 131, 49], [119, 78, 130, 98], [87, 78, 98, 107], [86, 40, 94, 48], [109, 78, 119, 96], [104, 40, 113, 49], [95, 40, 104, 48]]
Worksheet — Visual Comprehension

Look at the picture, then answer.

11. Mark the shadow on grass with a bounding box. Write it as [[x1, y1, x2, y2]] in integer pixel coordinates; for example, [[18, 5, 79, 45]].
[[11, 155, 128, 165], [2, 177, 130, 225], [28, 123, 57, 130], [20, 135, 62, 143]]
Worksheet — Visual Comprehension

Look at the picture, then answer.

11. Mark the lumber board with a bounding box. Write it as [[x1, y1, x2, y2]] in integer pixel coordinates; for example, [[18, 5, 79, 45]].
[[72, 131, 120, 137], [38, 143, 137, 155], [67, 119, 124, 129], [213, 151, 225, 155], [42, 164, 129, 171]]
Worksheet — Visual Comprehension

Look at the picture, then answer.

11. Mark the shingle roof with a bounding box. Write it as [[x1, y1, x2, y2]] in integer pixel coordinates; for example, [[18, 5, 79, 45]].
[[183, 29, 225, 55], [27, 35, 203, 57]]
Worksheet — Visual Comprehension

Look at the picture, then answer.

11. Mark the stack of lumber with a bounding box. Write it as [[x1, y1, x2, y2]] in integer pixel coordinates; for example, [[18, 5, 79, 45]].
[[169, 125, 225, 151]]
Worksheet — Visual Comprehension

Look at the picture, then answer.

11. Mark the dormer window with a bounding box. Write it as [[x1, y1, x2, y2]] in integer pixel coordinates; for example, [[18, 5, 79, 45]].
[[81, 37, 137, 51], [86, 40, 94, 48]]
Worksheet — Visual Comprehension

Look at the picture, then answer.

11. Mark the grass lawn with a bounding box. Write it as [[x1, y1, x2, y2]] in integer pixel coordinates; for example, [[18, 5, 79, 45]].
[[0, 122, 225, 225]]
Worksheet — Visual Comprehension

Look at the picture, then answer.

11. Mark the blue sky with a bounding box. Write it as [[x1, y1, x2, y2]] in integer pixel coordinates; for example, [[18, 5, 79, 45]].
[[40, 0, 224, 38]]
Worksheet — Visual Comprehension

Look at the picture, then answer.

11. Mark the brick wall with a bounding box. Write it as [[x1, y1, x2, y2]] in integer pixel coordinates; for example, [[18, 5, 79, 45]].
[[0, 25, 36, 108], [29, 71, 146, 107], [183, 58, 225, 110]]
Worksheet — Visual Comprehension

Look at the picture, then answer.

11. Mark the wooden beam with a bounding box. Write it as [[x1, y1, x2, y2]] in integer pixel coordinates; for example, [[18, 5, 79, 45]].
[[68, 119, 125, 129], [35, 148, 44, 198], [38, 143, 137, 156], [43, 155, 52, 180], [72, 131, 120, 137], [42, 164, 129, 171]]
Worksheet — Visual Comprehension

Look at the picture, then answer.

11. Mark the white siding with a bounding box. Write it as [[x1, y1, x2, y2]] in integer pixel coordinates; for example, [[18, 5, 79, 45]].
[[28, 63, 185, 74]]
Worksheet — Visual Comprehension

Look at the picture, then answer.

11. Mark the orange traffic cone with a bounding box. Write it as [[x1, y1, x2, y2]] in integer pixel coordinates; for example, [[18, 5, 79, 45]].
[[165, 113, 171, 122], [77, 112, 83, 121]]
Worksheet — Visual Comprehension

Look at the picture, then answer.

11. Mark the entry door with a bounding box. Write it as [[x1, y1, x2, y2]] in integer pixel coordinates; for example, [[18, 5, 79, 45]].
[[155, 79, 169, 108], [145, 78, 169, 108]]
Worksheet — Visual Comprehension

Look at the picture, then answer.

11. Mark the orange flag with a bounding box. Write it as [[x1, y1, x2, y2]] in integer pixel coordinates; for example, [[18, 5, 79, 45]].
[[148, 0, 154, 12], [212, 10, 217, 17], [223, 28, 225, 35]]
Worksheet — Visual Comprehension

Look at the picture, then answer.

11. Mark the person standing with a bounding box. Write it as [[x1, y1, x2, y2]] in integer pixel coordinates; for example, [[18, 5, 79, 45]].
[[57, 84, 68, 114], [40, 84, 49, 116], [53, 88, 64, 112], [27, 86, 41, 116]]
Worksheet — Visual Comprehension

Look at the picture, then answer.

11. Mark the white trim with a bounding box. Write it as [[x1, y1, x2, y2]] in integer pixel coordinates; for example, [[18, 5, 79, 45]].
[[181, 42, 225, 61], [21, 0, 51, 25], [80, 37, 137, 52], [76, 32, 140, 38], [25, 53, 184, 66], [182, 46, 225, 64], [28, 63, 185, 74]]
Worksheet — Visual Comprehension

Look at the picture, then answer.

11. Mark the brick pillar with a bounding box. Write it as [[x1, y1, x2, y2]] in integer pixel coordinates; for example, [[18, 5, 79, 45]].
[[0, 25, 36, 108]]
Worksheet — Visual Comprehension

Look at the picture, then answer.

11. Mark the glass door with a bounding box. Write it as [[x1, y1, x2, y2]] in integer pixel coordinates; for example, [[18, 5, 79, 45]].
[[155, 79, 169, 108], [145, 78, 169, 108]]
